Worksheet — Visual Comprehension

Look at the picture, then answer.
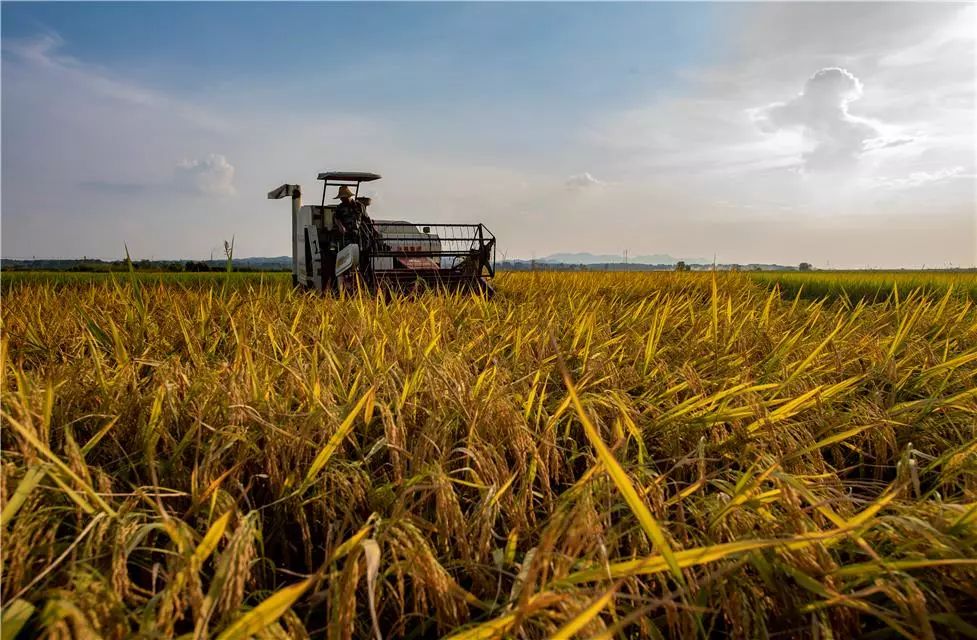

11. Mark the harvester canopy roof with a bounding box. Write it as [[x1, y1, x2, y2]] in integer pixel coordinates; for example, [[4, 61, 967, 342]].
[[317, 171, 382, 183]]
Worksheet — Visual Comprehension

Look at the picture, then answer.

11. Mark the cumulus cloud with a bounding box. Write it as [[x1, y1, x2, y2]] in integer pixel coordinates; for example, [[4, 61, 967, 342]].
[[175, 154, 236, 196], [76, 154, 237, 197], [757, 68, 887, 172], [565, 172, 605, 189]]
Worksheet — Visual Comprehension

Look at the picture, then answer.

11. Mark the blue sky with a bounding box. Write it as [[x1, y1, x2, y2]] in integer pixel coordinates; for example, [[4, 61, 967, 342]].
[[2, 3, 715, 95], [2, 2, 974, 266], [2, 3, 717, 161]]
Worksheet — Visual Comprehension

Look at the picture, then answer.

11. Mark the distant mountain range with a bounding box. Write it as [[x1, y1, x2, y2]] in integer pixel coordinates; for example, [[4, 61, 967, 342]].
[[229, 256, 291, 268], [529, 252, 709, 265]]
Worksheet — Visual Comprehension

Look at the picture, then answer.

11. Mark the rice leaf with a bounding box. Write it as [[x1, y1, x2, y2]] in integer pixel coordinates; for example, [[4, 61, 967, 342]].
[[193, 511, 232, 564], [215, 576, 314, 640], [296, 389, 374, 493], [0, 599, 35, 640], [0, 464, 46, 529], [550, 583, 620, 640]]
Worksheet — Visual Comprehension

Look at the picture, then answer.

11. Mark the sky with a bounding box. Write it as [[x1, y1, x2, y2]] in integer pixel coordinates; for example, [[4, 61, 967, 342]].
[[2, 2, 974, 268]]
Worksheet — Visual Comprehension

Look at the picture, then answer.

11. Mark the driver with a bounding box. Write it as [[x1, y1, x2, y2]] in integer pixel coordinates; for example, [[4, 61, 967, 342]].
[[334, 185, 364, 234], [334, 184, 375, 270]]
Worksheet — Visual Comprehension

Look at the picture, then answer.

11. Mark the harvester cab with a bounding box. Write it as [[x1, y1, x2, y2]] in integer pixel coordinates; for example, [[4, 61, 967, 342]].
[[268, 171, 495, 297]]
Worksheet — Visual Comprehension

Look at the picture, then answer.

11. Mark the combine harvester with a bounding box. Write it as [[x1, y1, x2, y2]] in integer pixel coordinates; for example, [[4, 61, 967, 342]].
[[269, 171, 496, 297]]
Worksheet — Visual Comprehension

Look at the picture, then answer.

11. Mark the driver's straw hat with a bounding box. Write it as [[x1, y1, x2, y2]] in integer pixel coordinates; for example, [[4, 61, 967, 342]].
[[334, 185, 354, 199]]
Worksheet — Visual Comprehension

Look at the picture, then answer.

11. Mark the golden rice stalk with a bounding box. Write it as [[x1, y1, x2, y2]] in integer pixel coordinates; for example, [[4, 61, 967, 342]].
[[2, 412, 117, 518], [554, 338, 685, 585]]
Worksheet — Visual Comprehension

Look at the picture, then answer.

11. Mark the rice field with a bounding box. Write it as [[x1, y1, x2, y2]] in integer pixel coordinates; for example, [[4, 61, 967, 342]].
[[2, 270, 976, 638]]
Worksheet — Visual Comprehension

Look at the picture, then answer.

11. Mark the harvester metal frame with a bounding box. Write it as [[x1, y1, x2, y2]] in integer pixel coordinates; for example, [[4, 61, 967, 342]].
[[317, 171, 381, 206]]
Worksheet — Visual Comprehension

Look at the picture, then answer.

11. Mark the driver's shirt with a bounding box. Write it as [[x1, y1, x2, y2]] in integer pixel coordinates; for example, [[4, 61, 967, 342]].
[[335, 200, 362, 232]]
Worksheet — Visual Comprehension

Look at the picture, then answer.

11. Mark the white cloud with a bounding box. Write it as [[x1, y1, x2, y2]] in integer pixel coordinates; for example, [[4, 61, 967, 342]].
[[565, 172, 605, 189], [2, 33, 229, 133], [865, 166, 967, 191], [571, 3, 974, 266], [175, 154, 236, 197], [756, 68, 892, 173], [76, 155, 239, 197], [878, 5, 975, 69]]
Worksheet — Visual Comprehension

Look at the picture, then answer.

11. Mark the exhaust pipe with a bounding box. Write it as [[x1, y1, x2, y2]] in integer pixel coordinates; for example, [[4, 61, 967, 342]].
[[268, 184, 302, 283]]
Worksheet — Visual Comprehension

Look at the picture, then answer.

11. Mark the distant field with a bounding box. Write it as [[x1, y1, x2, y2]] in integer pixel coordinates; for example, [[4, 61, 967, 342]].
[[0, 270, 292, 289], [750, 270, 977, 302], [4, 268, 977, 300], [2, 270, 975, 637]]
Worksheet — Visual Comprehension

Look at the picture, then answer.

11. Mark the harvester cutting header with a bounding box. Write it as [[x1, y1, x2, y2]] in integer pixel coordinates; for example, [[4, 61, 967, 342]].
[[269, 171, 495, 297]]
